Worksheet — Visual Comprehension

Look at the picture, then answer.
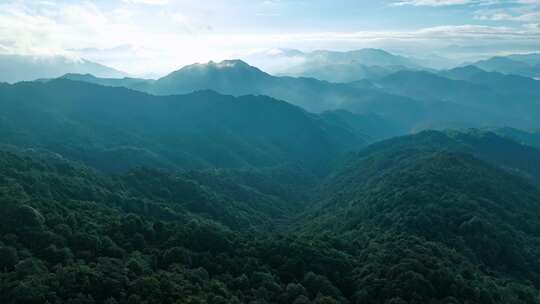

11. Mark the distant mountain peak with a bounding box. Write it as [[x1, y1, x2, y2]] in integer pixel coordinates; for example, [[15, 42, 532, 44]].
[[214, 59, 252, 68], [351, 48, 392, 55], [178, 59, 262, 73], [0, 54, 127, 83], [469, 55, 540, 78], [61, 73, 98, 79], [450, 65, 485, 73], [440, 65, 487, 79]]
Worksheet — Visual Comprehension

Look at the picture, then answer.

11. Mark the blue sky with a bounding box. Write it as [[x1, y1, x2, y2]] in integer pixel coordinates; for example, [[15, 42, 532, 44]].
[[1, 0, 539, 75]]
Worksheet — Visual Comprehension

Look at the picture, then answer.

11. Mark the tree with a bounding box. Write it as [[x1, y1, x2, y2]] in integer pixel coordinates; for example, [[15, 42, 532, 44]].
[[0, 246, 18, 271]]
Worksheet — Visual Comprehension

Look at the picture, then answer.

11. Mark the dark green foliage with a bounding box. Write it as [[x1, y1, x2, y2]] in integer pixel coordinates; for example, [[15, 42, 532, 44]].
[[320, 110, 404, 143], [0, 246, 18, 271], [299, 132, 540, 303], [0, 151, 358, 303], [2, 79, 540, 304], [2, 131, 540, 303]]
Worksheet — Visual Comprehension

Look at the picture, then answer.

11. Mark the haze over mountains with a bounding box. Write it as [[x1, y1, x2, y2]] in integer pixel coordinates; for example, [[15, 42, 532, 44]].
[[2, 46, 540, 303], [0, 79, 366, 174], [0, 54, 127, 83], [5, 48, 540, 83], [466, 55, 540, 79], [59, 48, 540, 135], [245, 48, 421, 83]]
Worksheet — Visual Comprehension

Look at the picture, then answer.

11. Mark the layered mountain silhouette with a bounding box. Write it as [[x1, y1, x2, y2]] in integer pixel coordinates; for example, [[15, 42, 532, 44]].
[[492, 127, 540, 149], [280, 63, 404, 83], [60, 58, 540, 133], [0, 79, 364, 174], [468, 55, 540, 78], [62, 59, 420, 120], [373, 69, 540, 129], [253, 48, 421, 82], [60, 73, 155, 92], [0, 54, 127, 83], [3, 48, 540, 302]]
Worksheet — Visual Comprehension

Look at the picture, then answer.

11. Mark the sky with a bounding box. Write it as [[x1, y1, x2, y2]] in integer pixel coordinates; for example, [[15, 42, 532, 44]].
[[1, 0, 539, 76]]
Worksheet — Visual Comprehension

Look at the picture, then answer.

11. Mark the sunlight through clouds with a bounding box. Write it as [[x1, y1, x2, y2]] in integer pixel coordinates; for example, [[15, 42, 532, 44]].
[[0, 0, 538, 76]]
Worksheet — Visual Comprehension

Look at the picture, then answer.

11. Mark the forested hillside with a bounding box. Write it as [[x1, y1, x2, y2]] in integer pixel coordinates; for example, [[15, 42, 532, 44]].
[[1, 130, 540, 303], [0, 79, 363, 175], [2, 60, 540, 304], [4, 0, 540, 302]]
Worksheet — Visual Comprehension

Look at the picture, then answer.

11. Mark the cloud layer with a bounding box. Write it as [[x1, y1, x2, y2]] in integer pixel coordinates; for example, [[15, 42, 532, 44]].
[[0, 0, 538, 76]]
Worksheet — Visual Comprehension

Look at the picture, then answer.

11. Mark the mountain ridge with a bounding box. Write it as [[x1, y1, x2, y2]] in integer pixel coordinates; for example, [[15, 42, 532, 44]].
[[0, 54, 127, 83], [0, 78, 365, 174]]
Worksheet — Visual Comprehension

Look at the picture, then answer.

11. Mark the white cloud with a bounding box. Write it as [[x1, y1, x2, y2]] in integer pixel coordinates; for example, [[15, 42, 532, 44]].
[[392, 0, 478, 6], [392, 0, 526, 6], [474, 0, 540, 23], [0, 0, 539, 76], [122, 0, 169, 5]]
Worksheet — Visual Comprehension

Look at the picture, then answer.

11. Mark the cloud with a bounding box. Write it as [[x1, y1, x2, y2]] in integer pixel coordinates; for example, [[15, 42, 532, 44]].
[[391, 0, 523, 6], [122, 0, 169, 5], [474, 0, 540, 23], [1, 0, 539, 76], [392, 0, 478, 6]]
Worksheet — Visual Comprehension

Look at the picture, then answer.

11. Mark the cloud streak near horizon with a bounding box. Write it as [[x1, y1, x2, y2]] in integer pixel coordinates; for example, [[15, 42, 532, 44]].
[[0, 0, 538, 76]]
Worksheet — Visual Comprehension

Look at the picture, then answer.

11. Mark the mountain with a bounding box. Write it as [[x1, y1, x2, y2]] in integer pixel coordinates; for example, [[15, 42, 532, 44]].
[[3, 125, 540, 303], [0, 54, 127, 83], [297, 130, 540, 302], [61, 66, 432, 132], [297, 49, 418, 68], [60, 73, 155, 92], [124, 59, 422, 118], [243, 48, 419, 78], [374, 69, 540, 129], [61, 59, 540, 133], [280, 63, 402, 83], [0, 79, 364, 174], [109, 60, 458, 131], [320, 110, 405, 143], [151, 60, 273, 96], [438, 65, 486, 80], [276, 48, 420, 82], [468, 56, 540, 78], [319, 130, 540, 190], [440, 65, 540, 96], [507, 53, 540, 66], [378, 70, 499, 104], [492, 127, 540, 149]]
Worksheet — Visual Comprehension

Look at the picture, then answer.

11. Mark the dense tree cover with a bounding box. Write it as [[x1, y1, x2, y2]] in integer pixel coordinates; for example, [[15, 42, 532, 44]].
[[0, 79, 363, 175], [322, 130, 540, 186], [300, 132, 540, 302], [3, 49, 540, 304], [2, 129, 540, 303], [0, 151, 316, 231], [320, 110, 403, 143], [0, 151, 355, 303]]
